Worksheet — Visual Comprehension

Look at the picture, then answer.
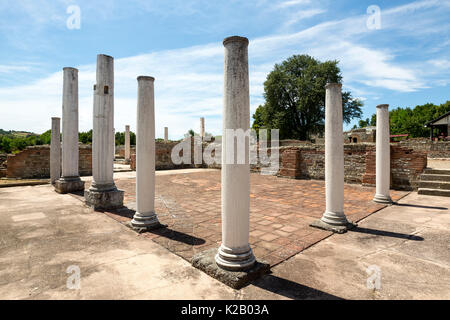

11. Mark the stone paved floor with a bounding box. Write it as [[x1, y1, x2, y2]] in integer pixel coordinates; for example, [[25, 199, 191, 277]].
[[76, 170, 408, 267]]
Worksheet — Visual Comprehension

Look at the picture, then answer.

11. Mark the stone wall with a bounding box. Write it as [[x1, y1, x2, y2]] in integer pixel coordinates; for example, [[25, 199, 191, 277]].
[[5, 145, 92, 179], [130, 141, 200, 171], [0, 154, 7, 178], [279, 143, 427, 190], [398, 138, 450, 158]]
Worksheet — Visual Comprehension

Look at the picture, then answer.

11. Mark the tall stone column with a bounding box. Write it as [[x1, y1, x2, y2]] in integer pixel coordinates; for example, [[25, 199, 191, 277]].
[[131, 76, 162, 230], [113, 128, 116, 161], [373, 104, 392, 203], [200, 117, 205, 140], [50, 117, 61, 185], [84, 54, 123, 210], [125, 125, 131, 163], [164, 127, 168, 142], [311, 83, 354, 233], [215, 36, 255, 271], [55, 67, 85, 194]]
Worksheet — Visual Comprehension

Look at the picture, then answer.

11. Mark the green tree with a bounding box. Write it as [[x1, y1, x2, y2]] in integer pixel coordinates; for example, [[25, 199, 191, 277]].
[[251, 54, 363, 140]]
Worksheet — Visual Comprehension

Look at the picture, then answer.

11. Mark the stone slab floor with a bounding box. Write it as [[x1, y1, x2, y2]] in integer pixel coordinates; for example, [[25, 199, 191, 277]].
[[0, 169, 449, 299]]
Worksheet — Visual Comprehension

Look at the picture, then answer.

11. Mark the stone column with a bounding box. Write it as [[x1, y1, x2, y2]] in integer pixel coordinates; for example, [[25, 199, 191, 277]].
[[54, 67, 85, 194], [84, 54, 123, 210], [50, 117, 61, 185], [164, 127, 168, 142], [215, 36, 255, 271], [311, 83, 353, 233], [131, 76, 162, 230], [113, 128, 116, 161], [125, 125, 130, 163], [200, 117, 205, 140], [373, 104, 392, 203]]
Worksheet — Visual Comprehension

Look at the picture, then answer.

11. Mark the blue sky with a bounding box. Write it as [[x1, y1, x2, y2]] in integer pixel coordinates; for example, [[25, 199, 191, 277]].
[[0, 0, 449, 139]]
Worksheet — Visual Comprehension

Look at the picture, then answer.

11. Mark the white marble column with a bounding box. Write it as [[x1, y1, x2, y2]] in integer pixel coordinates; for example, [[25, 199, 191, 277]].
[[200, 117, 205, 140], [85, 54, 123, 209], [50, 117, 61, 184], [113, 128, 115, 161], [131, 76, 161, 229], [125, 125, 130, 162], [215, 36, 256, 271], [311, 83, 352, 233], [164, 127, 168, 142], [373, 104, 392, 203], [54, 67, 84, 193]]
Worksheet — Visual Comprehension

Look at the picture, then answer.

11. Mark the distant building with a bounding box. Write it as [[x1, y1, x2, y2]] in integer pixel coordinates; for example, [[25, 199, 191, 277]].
[[425, 111, 450, 141], [344, 126, 376, 143]]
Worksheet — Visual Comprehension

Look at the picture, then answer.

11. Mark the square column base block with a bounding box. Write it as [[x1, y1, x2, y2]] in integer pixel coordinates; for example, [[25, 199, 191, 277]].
[[84, 188, 124, 211], [125, 221, 167, 234], [54, 178, 85, 194], [310, 219, 357, 234], [192, 248, 270, 289]]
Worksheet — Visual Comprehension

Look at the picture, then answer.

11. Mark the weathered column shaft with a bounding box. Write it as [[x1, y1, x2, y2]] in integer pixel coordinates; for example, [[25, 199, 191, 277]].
[[310, 83, 353, 233], [62, 67, 79, 178], [54, 68, 84, 194], [125, 125, 130, 162], [373, 104, 392, 203], [324, 83, 345, 219], [92, 54, 114, 189], [50, 117, 61, 184], [164, 127, 168, 142], [216, 36, 255, 271], [113, 128, 115, 160], [200, 117, 205, 140], [84, 54, 123, 210], [131, 76, 160, 229]]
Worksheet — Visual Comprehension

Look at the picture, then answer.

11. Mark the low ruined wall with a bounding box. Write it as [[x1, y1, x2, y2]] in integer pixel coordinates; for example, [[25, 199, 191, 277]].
[[5, 145, 92, 179], [279, 143, 427, 190], [398, 138, 450, 158], [130, 141, 201, 171]]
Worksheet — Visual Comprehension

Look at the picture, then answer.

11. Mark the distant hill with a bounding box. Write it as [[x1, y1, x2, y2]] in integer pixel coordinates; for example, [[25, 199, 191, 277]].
[[0, 129, 37, 137]]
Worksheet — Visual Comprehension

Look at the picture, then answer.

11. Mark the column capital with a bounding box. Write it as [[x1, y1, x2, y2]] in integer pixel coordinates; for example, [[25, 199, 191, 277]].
[[51, 117, 60, 120], [376, 104, 389, 109], [63, 67, 78, 72], [324, 82, 342, 89], [223, 36, 249, 46], [137, 76, 155, 82]]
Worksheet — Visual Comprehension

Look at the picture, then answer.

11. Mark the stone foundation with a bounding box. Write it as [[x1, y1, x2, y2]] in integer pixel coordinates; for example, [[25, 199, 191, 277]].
[[84, 188, 124, 211], [192, 248, 270, 289], [54, 177, 85, 194]]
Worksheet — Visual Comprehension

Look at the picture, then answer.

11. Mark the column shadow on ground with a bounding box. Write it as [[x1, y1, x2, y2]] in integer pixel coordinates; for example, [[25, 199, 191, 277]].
[[349, 227, 424, 241], [393, 202, 448, 211], [108, 206, 205, 246], [251, 274, 343, 300]]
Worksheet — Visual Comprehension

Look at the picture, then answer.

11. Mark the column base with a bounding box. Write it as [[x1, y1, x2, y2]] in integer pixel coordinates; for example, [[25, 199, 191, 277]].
[[192, 248, 270, 289], [84, 186, 124, 211], [215, 244, 256, 271], [373, 193, 393, 204], [54, 177, 85, 194], [130, 211, 164, 232], [310, 218, 357, 234]]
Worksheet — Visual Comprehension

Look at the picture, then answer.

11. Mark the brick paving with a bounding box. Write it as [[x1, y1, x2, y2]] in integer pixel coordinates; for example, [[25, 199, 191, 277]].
[[79, 170, 408, 267]]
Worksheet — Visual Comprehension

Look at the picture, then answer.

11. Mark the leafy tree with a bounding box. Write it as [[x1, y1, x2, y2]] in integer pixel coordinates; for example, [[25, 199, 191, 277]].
[[252, 54, 363, 140], [355, 100, 450, 138], [39, 130, 52, 145]]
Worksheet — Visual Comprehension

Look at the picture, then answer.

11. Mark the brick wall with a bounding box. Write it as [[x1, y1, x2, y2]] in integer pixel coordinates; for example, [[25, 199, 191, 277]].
[[279, 143, 427, 190], [5, 145, 92, 179], [398, 138, 450, 158], [130, 141, 200, 171]]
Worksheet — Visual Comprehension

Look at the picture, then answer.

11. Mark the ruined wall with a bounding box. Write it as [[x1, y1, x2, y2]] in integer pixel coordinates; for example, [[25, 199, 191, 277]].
[[5, 145, 92, 179], [130, 141, 201, 171], [279, 143, 427, 190], [398, 138, 450, 158], [0, 154, 7, 178]]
